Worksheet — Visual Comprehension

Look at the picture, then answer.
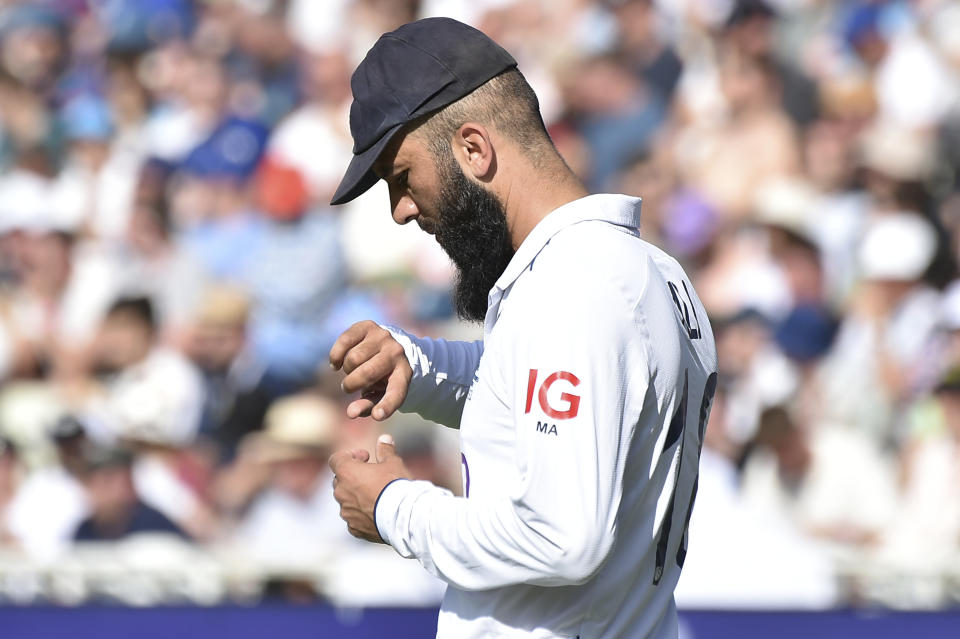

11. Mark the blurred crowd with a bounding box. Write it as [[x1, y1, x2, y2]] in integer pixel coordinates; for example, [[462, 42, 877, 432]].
[[0, 0, 958, 609]]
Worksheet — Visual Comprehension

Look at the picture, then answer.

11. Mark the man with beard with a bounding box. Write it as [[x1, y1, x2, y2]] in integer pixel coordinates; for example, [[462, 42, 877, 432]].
[[327, 18, 718, 639]]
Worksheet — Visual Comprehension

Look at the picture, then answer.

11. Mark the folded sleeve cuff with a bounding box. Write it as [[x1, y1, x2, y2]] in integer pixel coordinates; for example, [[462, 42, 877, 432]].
[[374, 478, 412, 547], [374, 478, 448, 555]]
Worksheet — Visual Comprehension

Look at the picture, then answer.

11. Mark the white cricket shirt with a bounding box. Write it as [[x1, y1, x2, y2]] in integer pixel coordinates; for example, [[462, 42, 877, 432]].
[[378, 194, 718, 638]]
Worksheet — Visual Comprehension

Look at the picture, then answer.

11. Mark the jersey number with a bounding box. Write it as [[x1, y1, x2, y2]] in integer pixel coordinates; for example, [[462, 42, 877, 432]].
[[653, 370, 717, 585], [668, 280, 702, 340]]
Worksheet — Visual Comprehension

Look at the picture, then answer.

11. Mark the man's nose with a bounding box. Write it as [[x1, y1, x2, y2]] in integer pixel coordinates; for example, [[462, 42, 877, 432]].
[[392, 194, 419, 225]]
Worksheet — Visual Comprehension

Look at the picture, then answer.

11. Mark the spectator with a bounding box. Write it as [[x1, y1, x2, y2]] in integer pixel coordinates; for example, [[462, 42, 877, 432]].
[[268, 47, 354, 206], [47, 93, 141, 241], [86, 296, 205, 445], [175, 116, 269, 281], [119, 159, 210, 344], [222, 392, 351, 597], [72, 446, 186, 542], [819, 214, 941, 440], [740, 406, 897, 550], [240, 156, 352, 389], [721, 0, 820, 126], [80, 296, 214, 539], [681, 47, 800, 220], [0, 4, 69, 95], [1, 226, 75, 379], [771, 304, 839, 431], [184, 285, 271, 462], [607, 0, 684, 101], [4, 415, 92, 559], [560, 52, 666, 191], [676, 390, 839, 609], [879, 366, 960, 573]]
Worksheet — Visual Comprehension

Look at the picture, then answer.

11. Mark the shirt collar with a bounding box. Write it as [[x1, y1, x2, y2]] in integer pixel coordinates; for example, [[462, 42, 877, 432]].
[[492, 194, 642, 294]]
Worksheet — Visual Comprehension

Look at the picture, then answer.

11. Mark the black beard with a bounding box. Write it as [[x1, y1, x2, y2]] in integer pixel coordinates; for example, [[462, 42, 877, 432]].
[[434, 160, 515, 323]]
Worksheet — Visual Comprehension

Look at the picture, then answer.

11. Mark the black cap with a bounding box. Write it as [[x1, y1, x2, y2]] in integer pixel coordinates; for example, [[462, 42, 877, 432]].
[[330, 17, 517, 205], [50, 414, 87, 441], [725, 0, 775, 28]]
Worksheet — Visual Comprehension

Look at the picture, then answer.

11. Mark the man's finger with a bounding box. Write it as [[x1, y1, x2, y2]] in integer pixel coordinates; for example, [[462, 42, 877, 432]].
[[341, 339, 382, 375], [371, 364, 412, 421], [329, 450, 356, 475], [341, 352, 396, 394], [346, 397, 376, 419], [349, 448, 371, 463], [329, 321, 376, 370], [376, 433, 397, 463]]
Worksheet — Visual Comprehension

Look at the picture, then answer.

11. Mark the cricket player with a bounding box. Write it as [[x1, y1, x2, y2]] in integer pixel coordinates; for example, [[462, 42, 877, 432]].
[[327, 17, 718, 638]]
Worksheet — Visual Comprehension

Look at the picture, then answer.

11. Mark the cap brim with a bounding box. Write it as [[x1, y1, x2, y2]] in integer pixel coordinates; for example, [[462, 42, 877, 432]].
[[330, 122, 403, 205]]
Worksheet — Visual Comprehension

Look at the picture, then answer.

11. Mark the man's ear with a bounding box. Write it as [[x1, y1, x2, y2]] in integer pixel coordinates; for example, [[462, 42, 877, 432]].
[[453, 122, 496, 182]]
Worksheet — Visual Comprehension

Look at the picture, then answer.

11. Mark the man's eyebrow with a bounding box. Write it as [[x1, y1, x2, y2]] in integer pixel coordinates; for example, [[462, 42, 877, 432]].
[[378, 164, 406, 182], [372, 158, 396, 179], [372, 162, 388, 179]]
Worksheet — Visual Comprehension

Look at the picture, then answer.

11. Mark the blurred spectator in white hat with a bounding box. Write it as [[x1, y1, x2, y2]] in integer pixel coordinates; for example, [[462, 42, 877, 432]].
[[217, 394, 446, 609], [857, 123, 955, 286], [819, 213, 941, 441], [220, 392, 350, 600], [752, 177, 827, 306]]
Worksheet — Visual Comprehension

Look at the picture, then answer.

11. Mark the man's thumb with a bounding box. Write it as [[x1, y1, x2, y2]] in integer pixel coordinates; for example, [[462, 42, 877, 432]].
[[376, 433, 397, 463]]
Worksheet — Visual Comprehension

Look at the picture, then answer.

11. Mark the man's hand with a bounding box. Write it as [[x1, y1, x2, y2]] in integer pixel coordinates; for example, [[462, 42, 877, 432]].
[[330, 434, 412, 543], [329, 320, 412, 421]]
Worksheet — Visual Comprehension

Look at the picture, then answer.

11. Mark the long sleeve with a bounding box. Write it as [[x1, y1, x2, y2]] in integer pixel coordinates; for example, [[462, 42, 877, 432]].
[[383, 326, 484, 429], [375, 272, 651, 590]]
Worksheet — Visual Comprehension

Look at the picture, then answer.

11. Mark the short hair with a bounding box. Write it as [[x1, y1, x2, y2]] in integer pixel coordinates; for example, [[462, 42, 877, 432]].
[[106, 296, 156, 333], [416, 69, 554, 165]]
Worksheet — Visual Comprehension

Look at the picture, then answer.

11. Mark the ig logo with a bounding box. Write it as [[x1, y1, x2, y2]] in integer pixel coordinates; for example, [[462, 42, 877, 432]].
[[524, 369, 581, 420]]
